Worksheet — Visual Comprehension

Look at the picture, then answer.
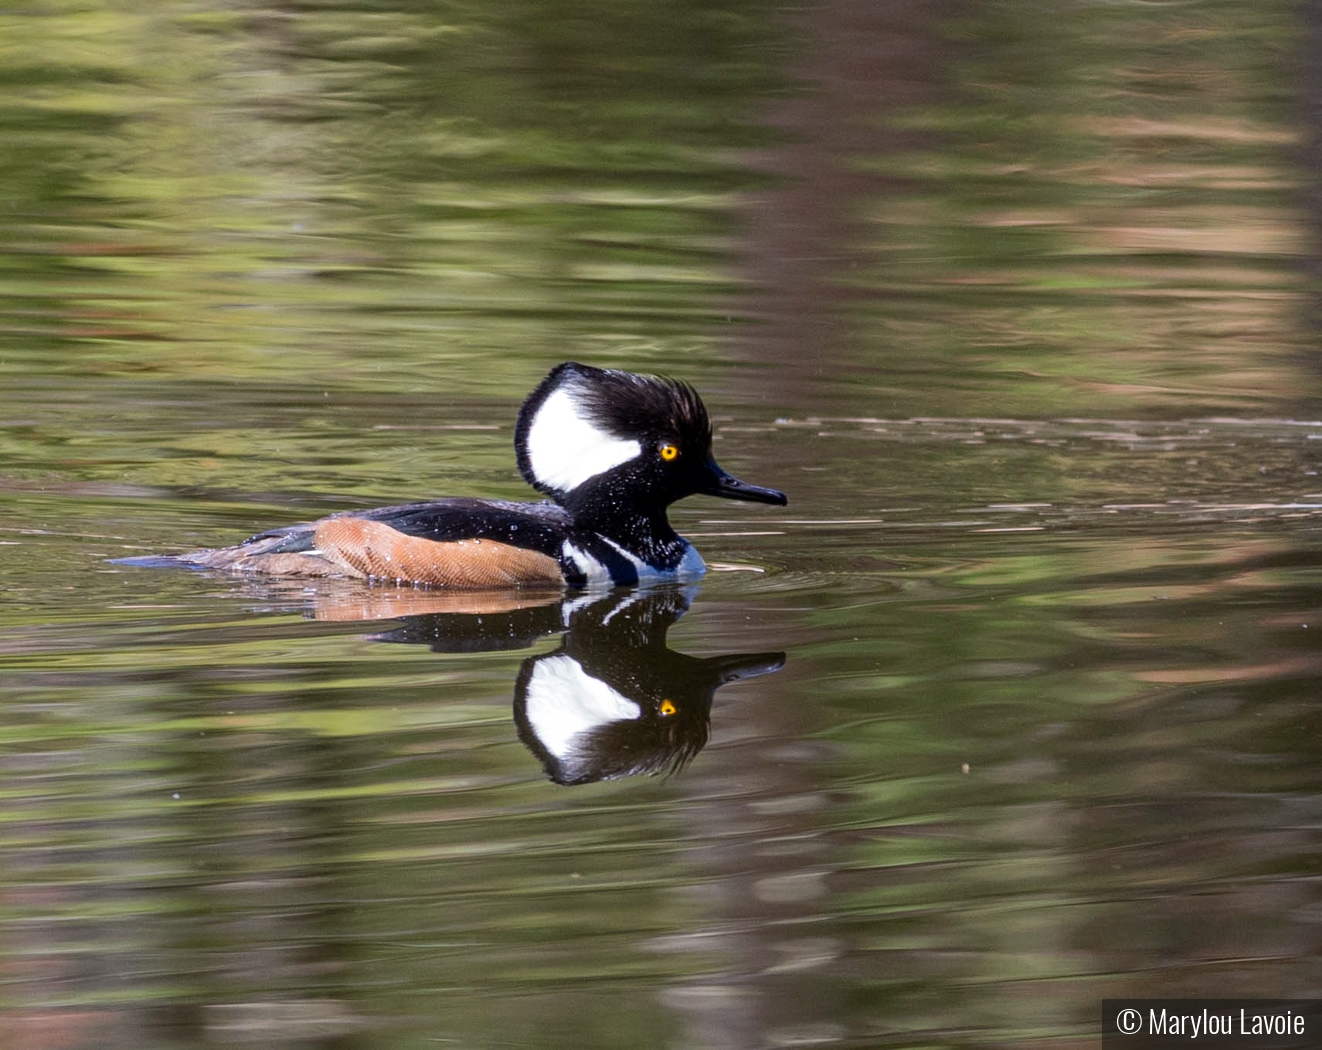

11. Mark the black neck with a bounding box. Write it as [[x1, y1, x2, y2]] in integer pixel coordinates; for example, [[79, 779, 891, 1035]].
[[564, 493, 688, 568]]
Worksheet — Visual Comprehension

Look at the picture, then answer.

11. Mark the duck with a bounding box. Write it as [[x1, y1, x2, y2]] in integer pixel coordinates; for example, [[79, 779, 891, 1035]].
[[510, 588, 785, 784], [373, 588, 786, 784], [154, 361, 787, 588]]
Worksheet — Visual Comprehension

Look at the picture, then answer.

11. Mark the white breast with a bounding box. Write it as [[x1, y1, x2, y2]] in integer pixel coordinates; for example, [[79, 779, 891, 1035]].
[[599, 536, 707, 584]]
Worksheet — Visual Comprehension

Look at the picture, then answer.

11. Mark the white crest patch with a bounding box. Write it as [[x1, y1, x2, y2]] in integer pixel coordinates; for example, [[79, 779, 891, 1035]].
[[525, 386, 641, 493], [525, 655, 641, 762]]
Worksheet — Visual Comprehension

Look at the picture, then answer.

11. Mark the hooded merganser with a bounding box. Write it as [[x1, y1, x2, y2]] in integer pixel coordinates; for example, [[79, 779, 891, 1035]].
[[509, 589, 785, 785], [152, 362, 787, 589], [374, 588, 786, 784]]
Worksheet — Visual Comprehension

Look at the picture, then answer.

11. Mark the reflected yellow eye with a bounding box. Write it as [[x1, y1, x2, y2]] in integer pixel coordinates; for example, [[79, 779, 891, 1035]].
[[659, 443, 679, 462], [659, 699, 677, 717]]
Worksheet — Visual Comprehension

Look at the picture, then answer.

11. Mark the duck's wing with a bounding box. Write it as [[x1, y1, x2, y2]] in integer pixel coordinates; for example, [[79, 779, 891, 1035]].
[[166, 499, 572, 588]]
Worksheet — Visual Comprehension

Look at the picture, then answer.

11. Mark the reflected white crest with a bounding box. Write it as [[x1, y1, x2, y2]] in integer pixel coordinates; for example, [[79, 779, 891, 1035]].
[[524, 654, 640, 761]]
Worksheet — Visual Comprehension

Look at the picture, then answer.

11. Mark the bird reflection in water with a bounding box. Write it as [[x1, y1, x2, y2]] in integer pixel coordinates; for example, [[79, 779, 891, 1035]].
[[369, 587, 785, 786]]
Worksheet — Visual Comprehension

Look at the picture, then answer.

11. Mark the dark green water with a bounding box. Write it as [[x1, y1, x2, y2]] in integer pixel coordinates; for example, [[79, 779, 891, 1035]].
[[2, 3, 1320, 1049]]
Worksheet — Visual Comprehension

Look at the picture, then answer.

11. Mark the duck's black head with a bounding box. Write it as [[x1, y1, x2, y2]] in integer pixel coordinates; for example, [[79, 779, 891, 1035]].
[[514, 362, 787, 516]]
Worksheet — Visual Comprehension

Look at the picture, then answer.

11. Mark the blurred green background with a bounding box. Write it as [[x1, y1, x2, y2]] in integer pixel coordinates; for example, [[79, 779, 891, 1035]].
[[2, 4, 1320, 1050]]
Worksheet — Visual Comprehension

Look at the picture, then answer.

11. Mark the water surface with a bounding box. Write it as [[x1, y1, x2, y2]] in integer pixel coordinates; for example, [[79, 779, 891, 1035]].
[[2, 3, 1320, 1049]]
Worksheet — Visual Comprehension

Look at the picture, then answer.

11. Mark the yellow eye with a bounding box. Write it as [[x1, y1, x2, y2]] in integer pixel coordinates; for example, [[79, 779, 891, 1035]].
[[659, 699, 677, 717], [659, 443, 679, 462]]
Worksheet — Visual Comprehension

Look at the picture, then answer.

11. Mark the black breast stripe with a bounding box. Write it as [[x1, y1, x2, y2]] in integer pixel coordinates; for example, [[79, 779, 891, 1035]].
[[560, 534, 641, 587]]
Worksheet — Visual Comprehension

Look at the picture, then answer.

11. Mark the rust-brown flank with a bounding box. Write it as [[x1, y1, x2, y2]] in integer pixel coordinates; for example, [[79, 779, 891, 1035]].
[[313, 517, 563, 588]]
